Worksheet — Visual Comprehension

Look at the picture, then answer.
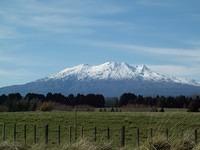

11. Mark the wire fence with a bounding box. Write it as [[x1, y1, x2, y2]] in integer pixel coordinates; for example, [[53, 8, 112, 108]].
[[0, 123, 199, 148]]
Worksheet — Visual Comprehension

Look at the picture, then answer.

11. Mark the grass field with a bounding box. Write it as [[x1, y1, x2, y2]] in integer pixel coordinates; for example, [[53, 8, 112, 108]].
[[0, 110, 200, 149]]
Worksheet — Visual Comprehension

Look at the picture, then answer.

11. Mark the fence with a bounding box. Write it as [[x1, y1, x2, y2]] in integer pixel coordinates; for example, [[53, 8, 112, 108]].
[[0, 123, 199, 148]]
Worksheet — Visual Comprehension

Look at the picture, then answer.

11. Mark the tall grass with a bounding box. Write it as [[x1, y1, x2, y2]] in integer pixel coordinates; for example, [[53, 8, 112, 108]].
[[0, 139, 113, 150], [139, 132, 200, 150], [1, 135, 200, 150]]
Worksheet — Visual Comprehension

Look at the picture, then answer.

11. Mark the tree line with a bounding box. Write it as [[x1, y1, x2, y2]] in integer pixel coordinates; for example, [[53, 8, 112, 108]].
[[119, 93, 200, 112], [0, 92, 200, 112], [0, 93, 105, 112]]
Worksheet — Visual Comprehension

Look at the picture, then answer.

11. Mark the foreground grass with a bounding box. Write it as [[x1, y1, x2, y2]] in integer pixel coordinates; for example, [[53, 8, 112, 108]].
[[0, 139, 112, 150], [0, 111, 200, 148], [1, 135, 200, 150]]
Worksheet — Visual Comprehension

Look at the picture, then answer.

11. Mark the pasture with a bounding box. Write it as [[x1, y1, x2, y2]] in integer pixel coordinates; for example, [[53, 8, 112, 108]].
[[0, 110, 200, 149]]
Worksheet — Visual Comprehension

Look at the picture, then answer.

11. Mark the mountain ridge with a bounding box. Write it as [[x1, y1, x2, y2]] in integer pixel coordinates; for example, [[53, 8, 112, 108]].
[[46, 61, 199, 86], [0, 62, 199, 96]]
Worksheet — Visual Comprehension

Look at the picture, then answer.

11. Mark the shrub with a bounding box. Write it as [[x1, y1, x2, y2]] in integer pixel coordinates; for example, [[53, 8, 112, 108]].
[[151, 107, 158, 112], [159, 107, 165, 112], [187, 100, 199, 112], [173, 132, 195, 150], [111, 107, 114, 112], [141, 136, 171, 150], [39, 102, 54, 112], [173, 139, 195, 150], [0, 106, 8, 112]]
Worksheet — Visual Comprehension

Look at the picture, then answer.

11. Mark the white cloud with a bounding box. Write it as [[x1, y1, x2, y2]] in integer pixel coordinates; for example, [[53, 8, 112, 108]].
[[0, 0, 129, 36], [89, 41, 200, 63], [7, 15, 127, 34], [149, 65, 199, 76], [149, 64, 200, 81]]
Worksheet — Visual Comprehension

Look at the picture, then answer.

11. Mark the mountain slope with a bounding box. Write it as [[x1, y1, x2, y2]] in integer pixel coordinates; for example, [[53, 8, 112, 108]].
[[0, 62, 199, 96]]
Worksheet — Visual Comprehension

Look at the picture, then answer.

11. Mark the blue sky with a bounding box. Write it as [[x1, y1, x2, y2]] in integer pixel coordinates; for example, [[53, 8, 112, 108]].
[[0, 0, 200, 87]]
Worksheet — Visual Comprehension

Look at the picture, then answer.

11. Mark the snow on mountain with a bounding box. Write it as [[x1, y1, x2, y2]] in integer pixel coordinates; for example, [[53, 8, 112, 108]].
[[46, 62, 199, 86], [0, 62, 199, 96], [48, 62, 137, 80]]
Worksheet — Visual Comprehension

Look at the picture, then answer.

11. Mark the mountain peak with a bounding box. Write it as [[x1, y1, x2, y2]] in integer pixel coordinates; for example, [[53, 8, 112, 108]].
[[47, 62, 199, 86], [101, 61, 129, 67], [49, 61, 136, 80], [136, 64, 150, 73]]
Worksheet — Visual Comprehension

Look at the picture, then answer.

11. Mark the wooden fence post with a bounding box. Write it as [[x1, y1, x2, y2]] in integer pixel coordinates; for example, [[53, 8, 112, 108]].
[[182, 129, 184, 137], [58, 125, 61, 145], [45, 124, 49, 144], [150, 128, 153, 141], [34, 125, 37, 144], [195, 129, 198, 144], [107, 127, 110, 140], [136, 128, 140, 147], [81, 126, 84, 138], [94, 127, 97, 142], [2, 123, 6, 141], [166, 128, 169, 141], [13, 124, 16, 143], [74, 109, 77, 141], [69, 126, 72, 144], [24, 124, 27, 144], [121, 126, 125, 147]]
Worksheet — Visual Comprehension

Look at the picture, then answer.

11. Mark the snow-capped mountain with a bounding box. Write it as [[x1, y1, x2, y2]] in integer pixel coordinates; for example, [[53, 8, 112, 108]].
[[0, 62, 199, 96], [46, 62, 199, 86]]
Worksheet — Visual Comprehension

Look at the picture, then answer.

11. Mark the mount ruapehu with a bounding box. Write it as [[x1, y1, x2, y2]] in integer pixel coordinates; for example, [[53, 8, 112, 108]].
[[0, 62, 200, 96]]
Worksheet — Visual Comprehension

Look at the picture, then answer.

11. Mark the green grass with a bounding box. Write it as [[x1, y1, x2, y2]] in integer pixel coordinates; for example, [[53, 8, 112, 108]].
[[0, 111, 200, 148]]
